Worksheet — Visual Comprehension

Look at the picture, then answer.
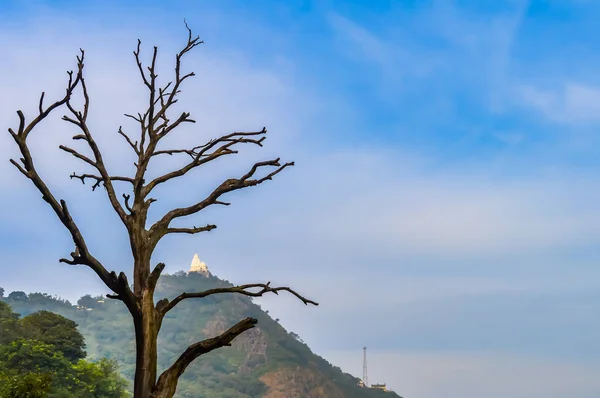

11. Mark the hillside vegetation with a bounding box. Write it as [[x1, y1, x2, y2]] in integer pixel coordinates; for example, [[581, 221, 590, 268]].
[[0, 300, 129, 397], [1, 273, 401, 397]]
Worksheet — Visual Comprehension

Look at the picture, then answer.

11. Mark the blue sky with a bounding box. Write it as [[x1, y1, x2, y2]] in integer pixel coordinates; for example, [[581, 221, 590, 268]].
[[1, 0, 600, 396]]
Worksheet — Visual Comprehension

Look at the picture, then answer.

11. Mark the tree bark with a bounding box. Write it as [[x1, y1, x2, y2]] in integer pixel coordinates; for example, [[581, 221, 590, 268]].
[[134, 291, 160, 397]]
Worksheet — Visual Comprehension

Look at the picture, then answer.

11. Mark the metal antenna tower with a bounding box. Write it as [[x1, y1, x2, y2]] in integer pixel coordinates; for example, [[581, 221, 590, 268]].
[[362, 346, 369, 387]]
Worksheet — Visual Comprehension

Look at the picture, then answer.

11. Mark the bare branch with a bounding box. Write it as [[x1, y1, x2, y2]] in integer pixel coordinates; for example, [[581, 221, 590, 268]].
[[154, 83, 174, 132], [143, 130, 268, 196], [57, 54, 130, 225], [151, 147, 201, 157], [157, 111, 195, 138], [118, 126, 139, 155], [9, 158, 28, 177], [38, 92, 45, 115], [148, 262, 166, 293], [165, 224, 216, 235], [124, 25, 204, 208], [140, 129, 279, 237], [69, 173, 135, 191], [124, 112, 144, 123], [149, 157, 293, 243], [133, 39, 152, 90], [7, 50, 134, 308], [125, 35, 152, 154], [122, 194, 133, 213], [152, 130, 265, 160], [9, 63, 79, 145], [59, 145, 96, 167], [151, 27, 202, 128], [153, 317, 257, 396], [105, 272, 138, 313], [157, 282, 318, 316], [147, 45, 158, 137]]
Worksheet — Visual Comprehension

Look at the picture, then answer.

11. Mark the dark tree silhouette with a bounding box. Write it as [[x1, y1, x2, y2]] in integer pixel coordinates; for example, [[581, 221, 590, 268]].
[[77, 294, 102, 309], [7, 291, 28, 301], [7, 23, 317, 398], [19, 310, 86, 362]]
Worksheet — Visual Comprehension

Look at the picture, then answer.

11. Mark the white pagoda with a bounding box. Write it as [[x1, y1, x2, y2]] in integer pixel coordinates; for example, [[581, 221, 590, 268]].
[[188, 253, 210, 276]]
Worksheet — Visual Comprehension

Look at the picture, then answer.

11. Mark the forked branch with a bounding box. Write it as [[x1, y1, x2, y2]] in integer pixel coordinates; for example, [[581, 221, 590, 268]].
[[143, 129, 268, 196], [7, 50, 134, 308], [149, 157, 293, 244], [69, 173, 135, 191], [150, 20, 202, 130], [156, 282, 318, 316], [59, 54, 130, 225], [126, 21, 203, 199], [118, 126, 140, 155]]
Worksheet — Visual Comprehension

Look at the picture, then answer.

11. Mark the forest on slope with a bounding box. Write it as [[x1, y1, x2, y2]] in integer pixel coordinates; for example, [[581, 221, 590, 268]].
[[0, 300, 129, 397], [0, 273, 400, 397]]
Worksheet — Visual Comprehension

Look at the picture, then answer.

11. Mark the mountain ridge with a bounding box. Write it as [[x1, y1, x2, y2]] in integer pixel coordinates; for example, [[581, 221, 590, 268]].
[[1, 271, 402, 397]]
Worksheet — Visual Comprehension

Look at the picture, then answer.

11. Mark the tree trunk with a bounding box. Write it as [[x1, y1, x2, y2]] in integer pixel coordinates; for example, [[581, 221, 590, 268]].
[[133, 289, 160, 397]]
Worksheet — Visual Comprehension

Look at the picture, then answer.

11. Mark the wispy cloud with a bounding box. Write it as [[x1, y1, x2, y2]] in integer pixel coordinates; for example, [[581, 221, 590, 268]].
[[517, 83, 600, 124], [327, 0, 527, 104], [327, 13, 441, 84], [2, 1, 600, 396]]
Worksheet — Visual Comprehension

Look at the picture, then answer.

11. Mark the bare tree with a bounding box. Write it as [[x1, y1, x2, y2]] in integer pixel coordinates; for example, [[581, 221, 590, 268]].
[[8, 24, 317, 398]]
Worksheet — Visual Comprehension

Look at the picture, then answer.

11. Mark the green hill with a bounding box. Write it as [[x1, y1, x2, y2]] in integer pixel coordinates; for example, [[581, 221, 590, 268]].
[[1, 272, 400, 397]]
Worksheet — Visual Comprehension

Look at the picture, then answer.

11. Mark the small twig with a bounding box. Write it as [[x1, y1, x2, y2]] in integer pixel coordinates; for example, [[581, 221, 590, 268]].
[[165, 224, 216, 235], [123, 194, 133, 213], [69, 173, 135, 191], [118, 126, 139, 155]]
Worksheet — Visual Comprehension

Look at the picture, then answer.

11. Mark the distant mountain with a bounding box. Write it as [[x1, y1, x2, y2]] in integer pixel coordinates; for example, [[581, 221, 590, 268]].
[[1, 272, 402, 397]]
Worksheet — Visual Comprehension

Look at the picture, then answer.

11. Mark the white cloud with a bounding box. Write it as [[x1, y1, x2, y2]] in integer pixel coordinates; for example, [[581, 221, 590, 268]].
[[239, 149, 600, 257], [517, 83, 600, 124]]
